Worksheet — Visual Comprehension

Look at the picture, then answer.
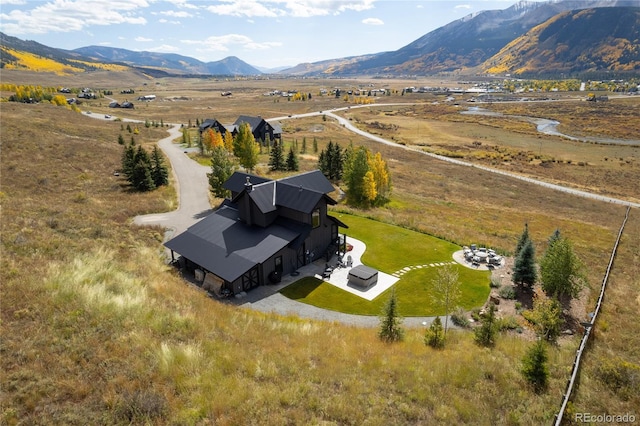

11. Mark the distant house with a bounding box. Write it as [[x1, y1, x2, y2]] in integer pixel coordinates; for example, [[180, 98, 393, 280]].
[[120, 101, 135, 109], [137, 94, 156, 101], [164, 170, 348, 296], [109, 101, 120, 108], [232, 115, 282, 143], [199, 118, 231, 138]]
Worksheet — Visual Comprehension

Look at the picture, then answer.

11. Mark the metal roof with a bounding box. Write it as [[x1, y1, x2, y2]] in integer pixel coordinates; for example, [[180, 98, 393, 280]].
[[164, 205, 300, 282]]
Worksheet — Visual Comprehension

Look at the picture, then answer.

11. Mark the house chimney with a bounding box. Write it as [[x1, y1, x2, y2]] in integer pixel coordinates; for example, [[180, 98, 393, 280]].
[[244, 176, 253, 192]]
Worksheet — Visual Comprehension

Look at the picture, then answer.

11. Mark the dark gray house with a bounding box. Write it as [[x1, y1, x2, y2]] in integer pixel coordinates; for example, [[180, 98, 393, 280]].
[[199, 118, 230, 137], [165, 170, 347, 296], [232, 115, 282, 143]]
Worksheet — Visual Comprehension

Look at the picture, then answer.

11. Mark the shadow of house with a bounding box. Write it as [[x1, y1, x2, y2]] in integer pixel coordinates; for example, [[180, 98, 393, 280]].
[[165, 170, 348, 296]]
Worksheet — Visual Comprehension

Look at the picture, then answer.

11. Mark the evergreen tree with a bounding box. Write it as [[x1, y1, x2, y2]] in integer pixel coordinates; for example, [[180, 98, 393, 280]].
[[150, 146, 169, 187], [515, 223, 530, 257], [548, 229, 562, 247], [121, 142, 136, 181], [131, 146, 155, 191], [301, 137, 307, 154], [378, 289, 404, 343], [313, 137, 318, 153], [208, 145, 236, 198], [329, 142, 343, 181], [286, 147, 299, 171], [268, 140, 285, 171], [512, 239, 537, 288], [521, 340, 549, 393], [539, 237, 586, 299], [474, 303, 497, 347], [117, 134, 125, 145], [424, 316, 445, 349]]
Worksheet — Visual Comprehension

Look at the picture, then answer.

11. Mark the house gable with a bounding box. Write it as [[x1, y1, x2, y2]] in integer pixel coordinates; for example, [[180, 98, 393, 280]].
[[165, 169, 347, 294]]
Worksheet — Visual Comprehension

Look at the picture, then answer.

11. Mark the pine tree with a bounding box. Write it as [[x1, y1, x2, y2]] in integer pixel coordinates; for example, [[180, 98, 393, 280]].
[[313, 137, 318, 153], [329, 142, 343, 181], [131, 146, 155, 191], [208, 146, 236, 198], [121, 142, 136, 181], [150, 146, 169, 187], [474, 303, 497, 347], [268, 140, 285, 171], [379, 289, 404, 343], [117, 134, 125, 145], [515, 223, 530, 257], [521, 340, 549, 393], [512, 238, 537, 288], [424, 316, 445, 349], [286, 147, 299, 171], [301, 137, 307, 154]]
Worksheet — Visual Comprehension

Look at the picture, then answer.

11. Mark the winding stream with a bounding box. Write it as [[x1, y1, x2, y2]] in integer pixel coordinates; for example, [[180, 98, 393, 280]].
[[461, 107, 640, 146]]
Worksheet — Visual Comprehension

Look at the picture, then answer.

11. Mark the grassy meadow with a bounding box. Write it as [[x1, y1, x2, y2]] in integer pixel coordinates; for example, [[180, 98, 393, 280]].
[[1, 71, 639, 424]]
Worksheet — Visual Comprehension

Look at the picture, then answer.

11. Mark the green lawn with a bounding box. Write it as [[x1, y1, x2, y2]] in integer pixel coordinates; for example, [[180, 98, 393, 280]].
[[280, 213, 491, 316]]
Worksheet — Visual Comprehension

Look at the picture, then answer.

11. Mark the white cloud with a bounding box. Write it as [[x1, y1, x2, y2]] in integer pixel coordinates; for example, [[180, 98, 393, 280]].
[[150, 44, 181, 53], [164, 0, 199, 9], [204, 0, 375, 18], [135, 36, 153, 42], [158, 9, 192, 18], [182, 34, 281, 52], [158, 18, 182, 24], [455, 4, 472, 9], [0, 0, 149, 35], [362, 17, 383, 26], [205, 1, 280, 18]]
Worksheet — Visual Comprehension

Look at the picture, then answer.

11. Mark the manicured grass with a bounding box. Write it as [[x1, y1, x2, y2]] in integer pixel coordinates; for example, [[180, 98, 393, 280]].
[[280, 213, 491, 315]]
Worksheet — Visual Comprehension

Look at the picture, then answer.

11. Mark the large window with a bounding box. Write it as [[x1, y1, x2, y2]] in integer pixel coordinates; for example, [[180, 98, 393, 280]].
[[312, 208, 320, 228]]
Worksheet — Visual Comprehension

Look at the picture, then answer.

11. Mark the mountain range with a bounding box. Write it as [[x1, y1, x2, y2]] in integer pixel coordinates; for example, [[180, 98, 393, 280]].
[[1, 0, 639, 78]]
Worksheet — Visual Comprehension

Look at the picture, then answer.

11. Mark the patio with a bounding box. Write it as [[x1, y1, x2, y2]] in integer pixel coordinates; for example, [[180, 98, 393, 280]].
[[312, 237, 399, 301]]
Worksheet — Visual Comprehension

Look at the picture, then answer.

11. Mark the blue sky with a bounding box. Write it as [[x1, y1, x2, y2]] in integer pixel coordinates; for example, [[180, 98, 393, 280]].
[[1, 0, 545, 69]]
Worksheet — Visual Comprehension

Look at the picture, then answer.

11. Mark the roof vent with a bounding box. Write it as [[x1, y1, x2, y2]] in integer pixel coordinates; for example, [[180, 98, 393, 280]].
[[245, 176, 253, 192]]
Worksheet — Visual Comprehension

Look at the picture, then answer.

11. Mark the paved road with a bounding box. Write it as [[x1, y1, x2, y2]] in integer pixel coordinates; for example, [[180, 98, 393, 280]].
[[272, 106, 639, 208], [133, 125, 212, 239]]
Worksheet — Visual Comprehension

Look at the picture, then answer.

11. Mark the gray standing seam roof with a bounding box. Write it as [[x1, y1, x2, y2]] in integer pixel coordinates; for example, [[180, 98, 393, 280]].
[[164, 205, 300, 282]]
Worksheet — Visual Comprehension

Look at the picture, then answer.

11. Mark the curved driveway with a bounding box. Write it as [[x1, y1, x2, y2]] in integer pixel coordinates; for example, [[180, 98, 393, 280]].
[[133, 125, 212, 239]]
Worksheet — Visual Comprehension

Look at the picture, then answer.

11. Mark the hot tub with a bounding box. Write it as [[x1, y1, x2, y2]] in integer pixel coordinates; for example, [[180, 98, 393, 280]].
[[348, 265, 378, 289]]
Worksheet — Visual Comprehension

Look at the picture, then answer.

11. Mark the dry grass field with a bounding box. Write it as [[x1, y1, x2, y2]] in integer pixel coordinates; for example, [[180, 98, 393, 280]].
[[1, 70, 638, 424]]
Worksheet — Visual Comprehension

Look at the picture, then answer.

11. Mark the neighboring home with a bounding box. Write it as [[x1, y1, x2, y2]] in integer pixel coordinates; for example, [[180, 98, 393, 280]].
[[232, 115, 282, 143], [164, 170, 348, 296], [120, 101, 135, 109], [108, 101, 120, 108], [199, 118, 230, 138], [137, 94, 156, 101]]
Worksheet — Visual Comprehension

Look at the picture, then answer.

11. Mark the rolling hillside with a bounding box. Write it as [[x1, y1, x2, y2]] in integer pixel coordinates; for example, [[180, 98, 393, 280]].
[[482, 7, 640, 76]]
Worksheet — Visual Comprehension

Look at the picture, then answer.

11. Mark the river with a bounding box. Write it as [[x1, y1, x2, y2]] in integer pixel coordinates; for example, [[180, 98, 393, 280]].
[[461, 107, 640, 146]]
